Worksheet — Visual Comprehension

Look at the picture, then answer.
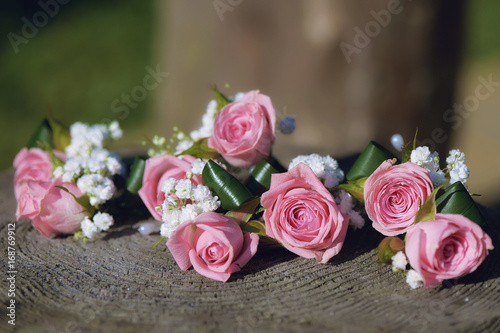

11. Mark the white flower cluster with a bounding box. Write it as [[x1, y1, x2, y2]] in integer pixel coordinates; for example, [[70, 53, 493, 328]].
[[80, 212, 114, 240], [289, 153, 344, 189], [446, 149, 470, 186], [391, 251, 408, 272], [390, 251, 424, 289], [410, 146, 469, 188], [406, 269, 424, 289], [160, 177, 220, 238], [410, 146, 446, 186], [53, 121, 123, 207], [65, 121, 122, 157], [336, 190, 364, 230]]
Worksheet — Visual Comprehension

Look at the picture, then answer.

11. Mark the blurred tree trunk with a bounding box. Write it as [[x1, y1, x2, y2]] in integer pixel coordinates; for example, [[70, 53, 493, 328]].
[[154, 0, 464, 161]]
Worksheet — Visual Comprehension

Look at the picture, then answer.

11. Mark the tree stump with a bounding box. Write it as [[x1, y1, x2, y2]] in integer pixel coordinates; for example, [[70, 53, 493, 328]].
[[1, 169, 499, 333]]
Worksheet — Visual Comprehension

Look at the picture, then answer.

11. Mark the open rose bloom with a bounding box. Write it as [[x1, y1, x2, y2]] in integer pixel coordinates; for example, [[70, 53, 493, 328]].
[[208, 90, 276, 168], [138, 154, 201, 220], [364, 159, 434, 236], [166, 212, 259, 282], [405, 213, 493, 288], [261, 163, 349, 263]]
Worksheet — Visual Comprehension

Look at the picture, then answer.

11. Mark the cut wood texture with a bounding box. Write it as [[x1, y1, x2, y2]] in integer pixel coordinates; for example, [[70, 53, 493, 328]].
[[1, 169, 499, 333]]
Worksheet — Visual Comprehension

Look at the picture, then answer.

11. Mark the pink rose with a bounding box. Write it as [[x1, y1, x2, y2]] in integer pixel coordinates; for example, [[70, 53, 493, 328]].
[[138, 154, 201, 220], [13, 148, 55, 220], [30, 179, 87, 238], [208, 90, 276, 168], [166, 212, 259, 282], [13, 148, 53, 193], [261, 163, 349, 263], [405, 213, 493, 288], [364, 159, 434, 236]]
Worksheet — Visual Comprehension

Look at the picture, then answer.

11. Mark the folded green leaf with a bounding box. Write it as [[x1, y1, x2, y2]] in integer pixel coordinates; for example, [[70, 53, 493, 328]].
[[335, 177, 367, 203], [48, 116, 71, 152], [126, 157, 147, 194], [414, 180, 448, 224], [226, 197, 261, 227], [435, 181, 484, 226], [212, 85, 232, 111], [177, 138, 219, 159], [245, 156, 287, 195], [202, 160, 254, 210], [27, 118, 54, 149], [346, 141, 397, 181], [241, 219, 266, 236]]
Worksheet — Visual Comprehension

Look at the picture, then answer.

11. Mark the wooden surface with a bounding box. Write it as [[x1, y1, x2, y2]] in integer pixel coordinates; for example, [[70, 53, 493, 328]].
[[1, 169, 499, 333]]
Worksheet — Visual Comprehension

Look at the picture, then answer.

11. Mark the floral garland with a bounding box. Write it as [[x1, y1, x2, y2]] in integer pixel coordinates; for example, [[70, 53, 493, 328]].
[[13, 88, 493, 289]]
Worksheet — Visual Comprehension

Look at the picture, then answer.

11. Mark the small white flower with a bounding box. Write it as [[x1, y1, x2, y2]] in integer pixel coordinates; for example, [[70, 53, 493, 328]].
[[289, 154, 344, 189], [411, 146, 440, 172], [192, 185, 212, 202], [391, 251, 408, 272], [446, 149, 465, 165], [162, 207, 181, 224], [406, 269, 424, 289], [446, 149, 469, 186], [174, 140, 194, 155], [199, 196, 221, 213], [93, 212, 114, 231], [53, 166, 64, 179], [180, 204, 201, 222], [160, 222, 179, 239], [108, 121, 123, 139], [161, 178, 177, 195], [191, 159, 207, 175], [106, 156, 122, 175], [175, 179, 192, 199], [81, 217, 100, 240]]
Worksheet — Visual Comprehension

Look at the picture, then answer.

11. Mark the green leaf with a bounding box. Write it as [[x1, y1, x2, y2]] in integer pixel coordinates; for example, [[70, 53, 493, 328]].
[[226, 197, 261, 226], [241, 220, 281, 247], [212, 85, 232, 111], [413, 180, 449, 224], [27, 118, 54, 149], [435, 181, 484, 226], [48, 116, 71, 152], [335, 177, 367, 203], [345, 141, 397, 181], [177, 138, 219, 159], [245, 156, 287, 195], [241, 220, 267, 237], [202, 160, 254, 211], [126, 156, 146, 194]]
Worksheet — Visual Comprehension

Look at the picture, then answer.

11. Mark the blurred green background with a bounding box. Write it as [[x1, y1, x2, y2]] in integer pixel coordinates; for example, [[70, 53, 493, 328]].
[[1, 0, 499, 206], [0, 0, 154, 168]]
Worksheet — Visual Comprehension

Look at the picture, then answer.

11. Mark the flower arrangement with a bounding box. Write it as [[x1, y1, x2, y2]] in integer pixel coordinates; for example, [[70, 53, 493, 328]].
[[14, 87, 494, 289], [13, 117, 124, 240]]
